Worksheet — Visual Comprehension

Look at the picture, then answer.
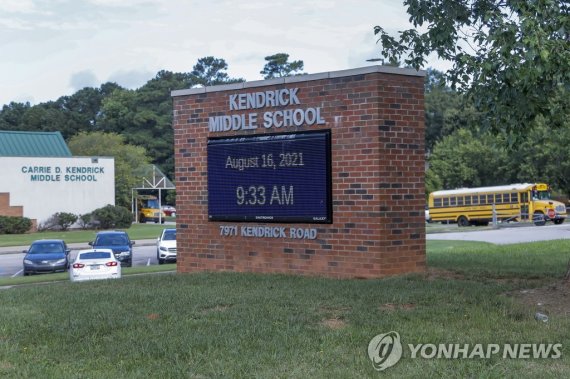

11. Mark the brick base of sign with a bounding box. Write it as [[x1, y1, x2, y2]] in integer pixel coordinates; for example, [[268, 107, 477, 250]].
[[172, 66, 426, 278]]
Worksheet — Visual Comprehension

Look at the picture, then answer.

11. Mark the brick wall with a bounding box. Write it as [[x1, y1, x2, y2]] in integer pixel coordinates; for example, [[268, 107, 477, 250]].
[[172, 66, 426, 278], [0, 193, 23, 217]]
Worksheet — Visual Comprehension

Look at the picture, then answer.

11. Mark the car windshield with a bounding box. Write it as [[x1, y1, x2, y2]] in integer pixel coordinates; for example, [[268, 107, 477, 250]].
[[96, 235, 128, 246], [163, 231, 176, 241], [80, 252, 112, 259], [28, 242, 63, 254]]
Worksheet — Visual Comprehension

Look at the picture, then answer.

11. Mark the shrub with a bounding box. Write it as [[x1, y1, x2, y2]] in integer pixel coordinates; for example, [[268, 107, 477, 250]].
[[91, 204, 133, 229], [78, 213, 94, 230], [0, 216, 33, 234], [37, 214, 59, 231], [38, 212, 78, 231], [55, 212, 78, 231]]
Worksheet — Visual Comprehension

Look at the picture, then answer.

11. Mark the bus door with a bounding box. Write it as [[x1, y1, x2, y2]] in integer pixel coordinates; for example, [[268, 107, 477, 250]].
[[520, 191, 529, 220]]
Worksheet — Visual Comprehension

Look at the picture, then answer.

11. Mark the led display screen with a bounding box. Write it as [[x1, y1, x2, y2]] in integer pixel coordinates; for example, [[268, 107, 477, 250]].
[[207, 131, 332, 223]]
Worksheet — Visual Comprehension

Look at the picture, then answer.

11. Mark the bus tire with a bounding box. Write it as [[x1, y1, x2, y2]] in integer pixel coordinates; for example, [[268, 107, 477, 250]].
[[139, 214, 146, 223], [457, 216, 469, 227], [533, 211, 546, 226]]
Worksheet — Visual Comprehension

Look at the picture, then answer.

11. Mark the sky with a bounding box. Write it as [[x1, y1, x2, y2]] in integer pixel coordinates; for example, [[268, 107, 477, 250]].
[[0, 0, 446, 107]]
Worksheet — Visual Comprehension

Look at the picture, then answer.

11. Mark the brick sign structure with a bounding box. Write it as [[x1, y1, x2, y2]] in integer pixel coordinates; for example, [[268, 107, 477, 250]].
[[172, 65, 426, 278]]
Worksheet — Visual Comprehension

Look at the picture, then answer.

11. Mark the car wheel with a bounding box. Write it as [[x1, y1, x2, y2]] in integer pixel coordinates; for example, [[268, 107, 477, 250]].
[[23, 271, 29, 276], [554, 219, 564, 225], [158, 258, 164, 265]]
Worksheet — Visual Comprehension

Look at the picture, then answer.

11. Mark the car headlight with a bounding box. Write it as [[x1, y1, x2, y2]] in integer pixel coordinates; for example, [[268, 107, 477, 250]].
[[159, 246, 168, 251], [55, 259, 67, 264], [24, 259, 34, 265]]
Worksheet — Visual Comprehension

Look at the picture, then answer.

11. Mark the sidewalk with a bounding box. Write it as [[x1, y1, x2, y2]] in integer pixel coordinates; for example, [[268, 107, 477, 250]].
[[0, 239, 158, 255]]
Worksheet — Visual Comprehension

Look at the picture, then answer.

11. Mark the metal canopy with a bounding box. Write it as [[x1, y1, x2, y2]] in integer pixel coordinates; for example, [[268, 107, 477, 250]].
[[133, 164, 175, 190], [131, 165, 175, 223]]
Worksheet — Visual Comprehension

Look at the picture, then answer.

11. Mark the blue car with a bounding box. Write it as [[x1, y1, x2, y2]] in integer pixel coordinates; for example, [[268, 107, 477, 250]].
[[23, 239, 71, 275], [89, 231, 135, 267]]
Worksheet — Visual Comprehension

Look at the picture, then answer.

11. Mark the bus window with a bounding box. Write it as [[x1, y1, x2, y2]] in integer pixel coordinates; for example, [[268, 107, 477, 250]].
[[472, 195, 478, 205], [503, 193, 510, 203], [487, 194, 494, 204], [457, 197, 464, 206], [450, 197, 457, 206], [510, 193, 518, 203], [521, 192, 528, 203], [443, 198, 449, 207], [480, 195, 486, 204], [434, 198, 442, 207], [465, 196, 472, 205], [495, 194, 503, 204]]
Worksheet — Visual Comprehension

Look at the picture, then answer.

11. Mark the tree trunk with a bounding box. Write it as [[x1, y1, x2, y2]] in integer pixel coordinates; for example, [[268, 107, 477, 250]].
[[565, 259, 570, 282]]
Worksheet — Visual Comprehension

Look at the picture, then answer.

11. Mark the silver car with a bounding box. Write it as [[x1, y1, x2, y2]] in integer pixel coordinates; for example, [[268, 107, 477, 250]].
[[156, 228, 177, 264]]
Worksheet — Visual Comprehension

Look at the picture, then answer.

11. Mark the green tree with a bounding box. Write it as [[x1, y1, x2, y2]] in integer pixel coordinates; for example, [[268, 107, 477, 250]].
[[512, 118, 570, 198], [67, 132, 150, 208], [374, 0, 570, 135], [98, 70, 190, 178], [425, 167, 443, 199], [191, 56, 244, 86], [260, 53, 305, 79], [1, 83, 122, 139], [0, 102, 31, 130], [424, 68, 481, 152], [428, 128, 512, 189]]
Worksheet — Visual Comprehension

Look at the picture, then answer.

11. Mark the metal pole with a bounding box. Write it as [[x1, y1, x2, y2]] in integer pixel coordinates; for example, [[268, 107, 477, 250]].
[[158, 188, 162, 224]]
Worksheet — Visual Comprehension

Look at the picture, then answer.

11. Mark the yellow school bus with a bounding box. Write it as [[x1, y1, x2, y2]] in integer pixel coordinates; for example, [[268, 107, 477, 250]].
[[137, 195, 165, 224], [428, 183, 567, 226]]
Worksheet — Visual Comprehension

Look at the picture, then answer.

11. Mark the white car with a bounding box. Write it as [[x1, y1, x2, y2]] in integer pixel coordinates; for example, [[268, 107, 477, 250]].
[[70, 249, 122, 282], [157, 228, 177, 264]]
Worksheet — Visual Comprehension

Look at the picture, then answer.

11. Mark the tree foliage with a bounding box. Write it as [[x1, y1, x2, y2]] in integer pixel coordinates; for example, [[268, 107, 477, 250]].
[[375, 0, 570, 135], [424, 69, 481, 151], [67, 132, 150, 208], [428, 128, 511, 189], [511, 118, 570, 198], [90, 204, 133, 229], [191, 57, 244, 86], [260, 53, 305, 79]]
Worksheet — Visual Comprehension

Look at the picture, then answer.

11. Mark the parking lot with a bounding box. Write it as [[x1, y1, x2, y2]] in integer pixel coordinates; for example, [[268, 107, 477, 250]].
[[0, 241, 167, 278]]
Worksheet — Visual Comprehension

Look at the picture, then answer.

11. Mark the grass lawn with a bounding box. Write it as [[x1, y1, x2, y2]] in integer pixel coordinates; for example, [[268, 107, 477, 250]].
[[1, 240, 569, 378]]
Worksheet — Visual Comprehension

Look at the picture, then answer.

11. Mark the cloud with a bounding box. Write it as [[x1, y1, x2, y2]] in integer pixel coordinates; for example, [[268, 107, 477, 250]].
[[0, 0, 37, 13], [70, 70, 99, 91], [108, 69, 155, 89]]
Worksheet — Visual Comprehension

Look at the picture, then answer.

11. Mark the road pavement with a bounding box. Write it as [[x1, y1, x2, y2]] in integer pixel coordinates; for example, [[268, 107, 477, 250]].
[[427, 223, 570, 244]]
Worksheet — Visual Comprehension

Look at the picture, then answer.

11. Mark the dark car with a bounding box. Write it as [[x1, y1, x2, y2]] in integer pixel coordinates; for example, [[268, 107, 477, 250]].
[[89, 231, 135, 267], [23, 239, 71, 275]]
